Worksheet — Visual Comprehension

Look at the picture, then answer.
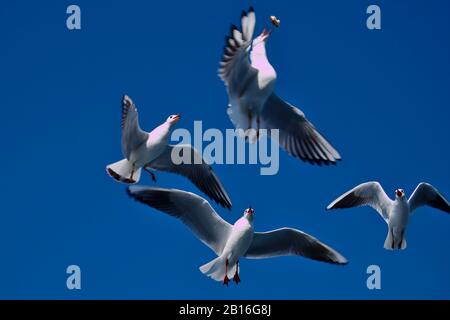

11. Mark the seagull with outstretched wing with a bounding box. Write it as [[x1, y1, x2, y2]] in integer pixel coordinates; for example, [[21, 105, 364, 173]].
[[106, 95, 232, 209], [219, 7, 341, 165], [127, 186, 347, 285], [327, 182, 450, 250]]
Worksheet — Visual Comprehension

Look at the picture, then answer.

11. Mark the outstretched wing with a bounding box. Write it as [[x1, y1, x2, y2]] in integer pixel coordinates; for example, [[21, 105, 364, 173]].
[[245, 227, 347, 265], [121, 95, 148, 159], [261, 93, 341, 165], [326, 181, 392, 221], [146, 145, 232, 209], [218, 7, 258, 97], [127, 186, 232, 255], [408, 182, 450, 214]]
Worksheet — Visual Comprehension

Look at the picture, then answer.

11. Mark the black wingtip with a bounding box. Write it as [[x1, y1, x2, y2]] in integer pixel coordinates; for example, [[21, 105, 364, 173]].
[[248, 6, 255, 13], [122, 95, 132, 107], [216, 197, 232, 210], [301, 157, 342, 167], [241, 10, 247, 18]]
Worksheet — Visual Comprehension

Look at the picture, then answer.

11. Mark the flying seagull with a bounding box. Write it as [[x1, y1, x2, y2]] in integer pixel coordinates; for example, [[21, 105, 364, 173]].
[[106, 95, 232, 209], [218, 7, 341, 165], [327, 182, 450, 250], [127, 186, 347, 285]]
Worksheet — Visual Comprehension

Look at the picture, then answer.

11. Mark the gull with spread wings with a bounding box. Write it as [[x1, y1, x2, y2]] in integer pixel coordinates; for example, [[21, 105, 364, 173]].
[[106, 95, 232, 209], [219, 7, 341, 165], [127, 186, 347, 285], [327, 182, 450, 250]]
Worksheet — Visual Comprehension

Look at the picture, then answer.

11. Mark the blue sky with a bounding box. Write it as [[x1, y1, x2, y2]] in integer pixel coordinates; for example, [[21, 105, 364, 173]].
[[1, 0, 449, 299]]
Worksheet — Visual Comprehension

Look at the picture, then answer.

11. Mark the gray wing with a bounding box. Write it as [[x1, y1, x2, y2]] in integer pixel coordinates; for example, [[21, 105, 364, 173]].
[[245, 228, 347, 265], [326, 181, 392, 221], [408, 182, 450, 214], [121, 95, 149, 159], [127, 186, 232, 255], [146, 145, 232, 209], [218, 7, 258, 97], [261, 93, 341, 165]]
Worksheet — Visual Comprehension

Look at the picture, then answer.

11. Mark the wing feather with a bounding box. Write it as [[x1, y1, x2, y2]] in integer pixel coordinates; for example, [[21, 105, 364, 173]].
[[245, 228, 347, 265], [327, 181, 393, 221], [121, 95, 149, 159], [146, 145, 232, 209], [408, 183, 450, 214], [261, 93, 341, 165], [127, 187, 232, 255]]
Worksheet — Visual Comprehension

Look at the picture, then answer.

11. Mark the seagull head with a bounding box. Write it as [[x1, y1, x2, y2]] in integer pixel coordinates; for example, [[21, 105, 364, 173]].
[[256, 27, 272, 43], [166, 114, 181, 124], [244, 206, 255, 221], [251, 28, 272, 57], [395, 189, 405, 199]]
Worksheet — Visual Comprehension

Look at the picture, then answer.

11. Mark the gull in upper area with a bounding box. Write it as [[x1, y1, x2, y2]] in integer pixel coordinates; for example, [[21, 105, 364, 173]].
[[219, 7, 341, 165]]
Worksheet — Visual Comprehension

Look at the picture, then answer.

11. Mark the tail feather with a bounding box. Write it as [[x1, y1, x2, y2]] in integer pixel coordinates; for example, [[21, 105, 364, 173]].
[[384, 229, 395, 250], [106, 159, 141, 184], [199, 256, 236, 282], [384, 228, 407, 250], [227, 103, 260, 144], [400, 238, 407, 250]]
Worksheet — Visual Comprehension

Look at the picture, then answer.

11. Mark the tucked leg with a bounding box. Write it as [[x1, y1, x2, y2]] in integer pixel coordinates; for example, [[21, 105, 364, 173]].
[[144, 167, 157, 182], [223, 259, 230, 286], [256, 116, 260, 140], [391, 229, 395, 249], [130, 166, 135, 180], [233, 260, 241, 284]]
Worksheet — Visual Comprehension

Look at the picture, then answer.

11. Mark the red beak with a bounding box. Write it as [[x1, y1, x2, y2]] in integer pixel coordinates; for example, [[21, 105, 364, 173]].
[[261, 28, 272, 40], [396, 190, 403, 197]]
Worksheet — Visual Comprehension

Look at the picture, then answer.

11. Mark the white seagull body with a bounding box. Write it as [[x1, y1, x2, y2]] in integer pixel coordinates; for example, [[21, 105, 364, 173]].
[[106, 95, 232, 209], [219, 7, 341, 165], [327, 182, 450, 250], [127, 186, 347, 285]]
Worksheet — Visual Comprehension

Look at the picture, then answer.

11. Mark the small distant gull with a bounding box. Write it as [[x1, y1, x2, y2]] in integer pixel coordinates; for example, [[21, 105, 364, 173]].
[[327, 182, 450, 250], [218, 7, 341, 165], [127, 186, 347, 285], [106, 95, 232, 209]]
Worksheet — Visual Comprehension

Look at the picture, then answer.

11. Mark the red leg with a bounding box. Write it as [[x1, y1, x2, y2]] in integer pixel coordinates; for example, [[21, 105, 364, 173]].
[[233, 260, 241, 284], [223, 259, 229, 286]]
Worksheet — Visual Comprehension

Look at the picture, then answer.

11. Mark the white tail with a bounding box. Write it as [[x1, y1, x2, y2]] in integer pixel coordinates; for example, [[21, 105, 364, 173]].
[[384, 228, 395, 250], [106, 159, 141, 184], [400, 237, 407, 250], [199, 256, 236, 282], [227, 103, 260, 143], [384, 228, 407, 250]]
